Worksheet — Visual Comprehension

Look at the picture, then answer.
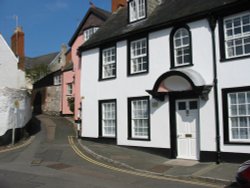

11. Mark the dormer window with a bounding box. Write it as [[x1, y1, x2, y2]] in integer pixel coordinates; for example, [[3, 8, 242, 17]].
[[84, 27, 99, 41], [129, 0, 146, 23]]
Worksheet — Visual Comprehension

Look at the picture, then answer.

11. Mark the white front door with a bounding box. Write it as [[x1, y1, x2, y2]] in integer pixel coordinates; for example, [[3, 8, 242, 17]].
[[176, 99, 199, 160]]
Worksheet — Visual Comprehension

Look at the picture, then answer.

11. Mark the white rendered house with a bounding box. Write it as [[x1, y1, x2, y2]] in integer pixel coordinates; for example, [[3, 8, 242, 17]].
[[0, 33, 31, 144], [78, 0, 250, 163]]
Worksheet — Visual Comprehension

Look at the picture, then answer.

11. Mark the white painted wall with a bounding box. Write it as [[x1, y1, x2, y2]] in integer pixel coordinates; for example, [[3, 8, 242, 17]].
[[81, 17, 250, 154], [0, 34, 31, 138], [214, 20, 250, 154], [0, 88, 32, 136]]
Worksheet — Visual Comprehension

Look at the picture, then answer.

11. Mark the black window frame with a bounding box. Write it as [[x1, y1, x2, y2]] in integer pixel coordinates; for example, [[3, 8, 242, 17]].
[[127, 35, 149, 76], [99, 44, 117, 81], [222, 86, 250, 145], [127, 96, 151, 141], [170, 25, 193, 69], [218, 11, 250, 62], [98, 99, 117, 138]]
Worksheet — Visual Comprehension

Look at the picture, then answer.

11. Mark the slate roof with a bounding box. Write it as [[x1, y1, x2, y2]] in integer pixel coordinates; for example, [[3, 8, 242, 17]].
[[68, 6, 111, 46], [79, 0, 248, 51], [25, 52, 59, 70]]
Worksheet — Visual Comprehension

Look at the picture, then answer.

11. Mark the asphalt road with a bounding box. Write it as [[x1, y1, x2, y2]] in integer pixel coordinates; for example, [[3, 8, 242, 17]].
[[0, 115, 216, 188]]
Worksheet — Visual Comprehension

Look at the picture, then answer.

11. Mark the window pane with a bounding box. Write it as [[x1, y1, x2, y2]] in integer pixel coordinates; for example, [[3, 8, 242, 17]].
[[190, 101, 198, 110], [231, 117, 238, 127], [240, 117, 247, 127], [232, 128, 239, 139], [229, 93, 237, 104], [238, 92, 246, 103], [178, 102, 186, 110], [240, 128, 248, 139], [230, 105, 237, 116], [239, 105, 247, 115]]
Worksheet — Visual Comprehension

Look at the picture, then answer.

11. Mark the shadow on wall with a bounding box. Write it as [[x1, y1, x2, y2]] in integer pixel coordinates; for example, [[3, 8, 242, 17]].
[[0, 116, 41, 146], [33, 91, 42, 115]]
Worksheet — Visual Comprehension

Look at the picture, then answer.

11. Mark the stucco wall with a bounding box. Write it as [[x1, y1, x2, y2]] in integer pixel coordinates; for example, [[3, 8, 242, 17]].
[[62, 70, 74, 115], [43, 86, 61, 115], [0, 88, 32, 136], [81, 19, 218, 151]]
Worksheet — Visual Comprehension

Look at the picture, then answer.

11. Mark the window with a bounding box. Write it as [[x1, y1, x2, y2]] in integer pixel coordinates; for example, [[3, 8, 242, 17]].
[[99, 100, 116, 138], [129, 0, 146, 23], [128, 96, 150, 140], [223, 87, 250, 144], [223, 12, 250, 59], [67, 83, 73, 95], [84, 27, 99, 41], [129, 37, 148, 75], [100, 46, 116, 80], [54, 75, 61, 85], [170, 26, 192, 68]]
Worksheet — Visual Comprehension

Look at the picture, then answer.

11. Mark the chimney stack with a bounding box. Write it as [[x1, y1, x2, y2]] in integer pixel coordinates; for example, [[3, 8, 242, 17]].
[[11, 26, 25, 71], [112, 0, 127, 12]]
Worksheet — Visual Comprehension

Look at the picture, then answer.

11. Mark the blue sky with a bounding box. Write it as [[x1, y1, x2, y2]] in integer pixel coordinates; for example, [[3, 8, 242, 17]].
[[0, 0, 111, 57]]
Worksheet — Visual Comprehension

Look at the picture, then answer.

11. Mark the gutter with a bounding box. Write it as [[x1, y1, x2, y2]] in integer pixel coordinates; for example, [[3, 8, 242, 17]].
[[208, 15, 221, 164]]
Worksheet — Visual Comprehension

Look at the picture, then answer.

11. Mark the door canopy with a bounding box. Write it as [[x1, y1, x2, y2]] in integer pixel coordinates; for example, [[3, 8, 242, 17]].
[[147, 69, 212, 101]]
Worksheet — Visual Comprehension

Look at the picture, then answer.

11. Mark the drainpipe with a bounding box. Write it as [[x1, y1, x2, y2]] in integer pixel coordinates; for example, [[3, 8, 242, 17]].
[[208, 15, 221, 164]]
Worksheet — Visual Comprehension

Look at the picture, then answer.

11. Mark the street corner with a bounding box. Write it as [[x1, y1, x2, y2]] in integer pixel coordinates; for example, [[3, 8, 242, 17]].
[[0, 135, 35, 154]]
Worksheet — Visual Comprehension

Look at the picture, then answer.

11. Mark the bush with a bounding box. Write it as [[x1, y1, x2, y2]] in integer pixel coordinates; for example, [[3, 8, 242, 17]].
[[67, 97, 75, 113]]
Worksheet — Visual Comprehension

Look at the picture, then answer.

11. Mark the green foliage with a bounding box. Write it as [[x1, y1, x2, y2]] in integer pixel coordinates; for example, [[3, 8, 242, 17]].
[[25, 64, 50, 83], [67, 97, 75, 113]]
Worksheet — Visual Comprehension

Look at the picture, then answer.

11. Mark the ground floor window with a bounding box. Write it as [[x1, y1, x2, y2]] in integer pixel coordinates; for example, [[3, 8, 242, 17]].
[[128, 96, 150, 140], [223, 87, 250, 144], [99, 100, 116, 138]]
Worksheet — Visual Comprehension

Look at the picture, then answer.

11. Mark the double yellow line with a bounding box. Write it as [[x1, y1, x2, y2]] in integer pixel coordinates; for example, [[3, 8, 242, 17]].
[[68, 136, 221, 188], [0, 136, 35, 154]]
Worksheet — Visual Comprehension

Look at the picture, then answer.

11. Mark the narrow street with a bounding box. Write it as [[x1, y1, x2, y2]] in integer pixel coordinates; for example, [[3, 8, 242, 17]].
[[0, 115, 216, 188]]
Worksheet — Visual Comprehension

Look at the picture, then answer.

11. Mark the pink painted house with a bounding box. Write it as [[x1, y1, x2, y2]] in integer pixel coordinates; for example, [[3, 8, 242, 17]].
[[61, 49, 74, 115], [66, 5, 111, 132]]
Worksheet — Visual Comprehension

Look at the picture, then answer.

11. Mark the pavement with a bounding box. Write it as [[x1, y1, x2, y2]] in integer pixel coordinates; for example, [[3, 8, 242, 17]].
[[77, 137, 241, 187]]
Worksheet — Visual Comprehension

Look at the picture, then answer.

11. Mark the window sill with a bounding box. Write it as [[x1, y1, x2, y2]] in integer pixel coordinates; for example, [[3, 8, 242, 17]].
[[220, 54, 250, 62], [170, 63, 193, 69], [128, 137, 150, 141], [128, 70, 148, 77], [98, 76, 116, 81], [224, 141, 250, 145]]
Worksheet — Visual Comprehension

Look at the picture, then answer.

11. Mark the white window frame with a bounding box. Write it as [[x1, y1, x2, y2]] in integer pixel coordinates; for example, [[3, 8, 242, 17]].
[[101, 101, 116, 137], [84, 27, 99, 41], [129, 0, 146, 22], [54, 75, 61, 85], [228, 91, 250, 142], [224, 11, 250, 58], [173, 28, 191, 66], [101, 46, 116, 79], [130, 98, 149, 139], [130, 38, 148, 74], [67, 83, 73, 95]]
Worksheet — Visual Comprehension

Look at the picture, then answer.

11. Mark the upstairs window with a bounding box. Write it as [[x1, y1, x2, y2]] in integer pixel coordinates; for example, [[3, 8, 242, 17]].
[[170, 26, 192, 68], [54, 75, 61, 85], [84, 27, 99, 41], [129, 0, 146, 23], [67, 83, 73, 95], [224, 12, 250, 59], [128, 37, 148, 75], [100, 46, 116, 80]]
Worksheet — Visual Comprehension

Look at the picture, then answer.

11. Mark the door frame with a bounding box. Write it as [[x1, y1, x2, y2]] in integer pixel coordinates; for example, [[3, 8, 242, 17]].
[[175, 98, 200, 160], [169, 92, 200, 159]]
